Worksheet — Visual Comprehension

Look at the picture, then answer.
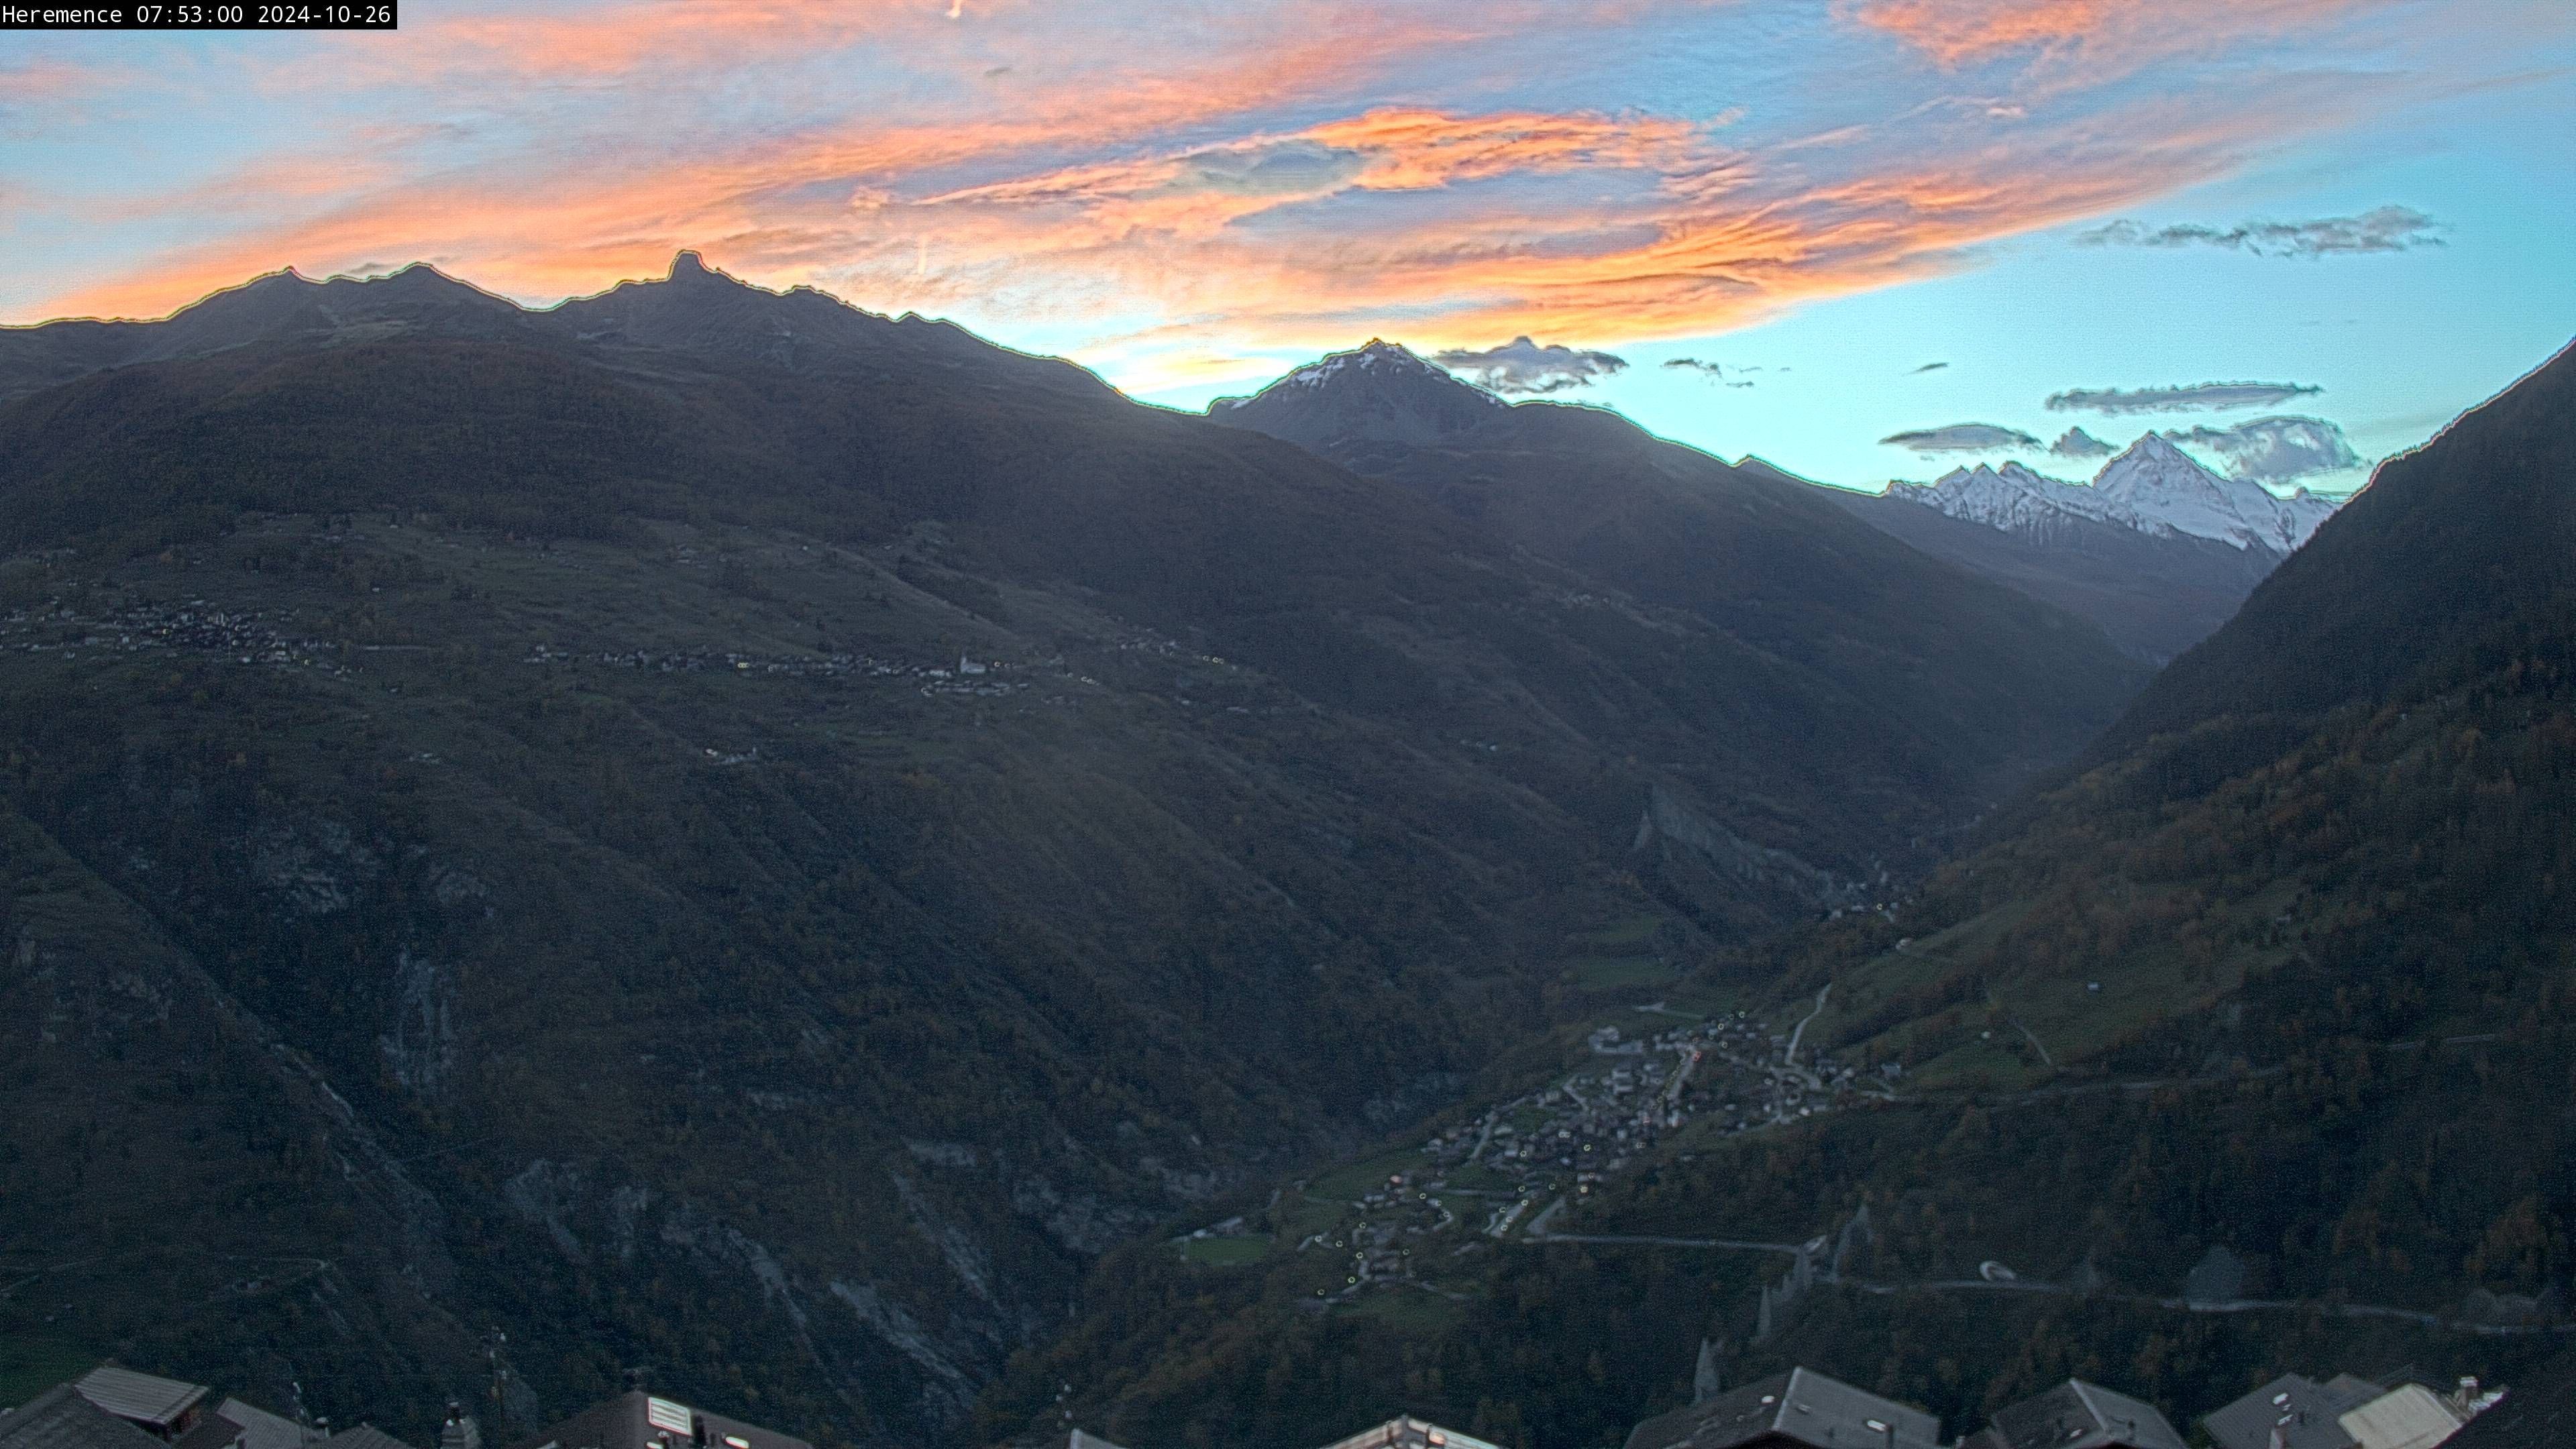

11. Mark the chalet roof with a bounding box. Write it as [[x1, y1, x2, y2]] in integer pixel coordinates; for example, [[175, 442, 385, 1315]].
[[1623, 1368, 1943, 1449], [2335, 1385, 2465, 1449], [1, 1386, 178, 1449], [1975, 1381, 2186, 1449], [506, 1394, 808, 1449], [212, 1402, 305, 1449], [2443, 1351, 2576, 1449], [75, 1370, 209, 1434], [2206, 1375, 2383, 1449], [1317, 1417, 1504, 1449], [321, 1428, 415, 1449]]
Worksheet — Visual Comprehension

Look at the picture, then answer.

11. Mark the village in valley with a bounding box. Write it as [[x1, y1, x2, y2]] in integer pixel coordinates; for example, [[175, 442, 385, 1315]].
[[1175, 999, 1882, 1302]]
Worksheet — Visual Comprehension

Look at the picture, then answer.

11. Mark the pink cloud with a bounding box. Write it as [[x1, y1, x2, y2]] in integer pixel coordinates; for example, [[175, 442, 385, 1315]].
[[12, 0, 2478, 383], [1841, 0, 2384, 71]]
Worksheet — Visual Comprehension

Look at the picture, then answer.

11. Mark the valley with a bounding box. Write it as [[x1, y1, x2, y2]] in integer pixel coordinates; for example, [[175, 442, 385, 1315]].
[[9, 9, 2573, 1449], [0, 260, 2154, 1449], [970, 341, 2576, 1447], [0, 247, 2563, 1449]]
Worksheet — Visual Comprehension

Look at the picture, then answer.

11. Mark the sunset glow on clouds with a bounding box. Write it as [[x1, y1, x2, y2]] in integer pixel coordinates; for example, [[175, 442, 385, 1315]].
[[3, 0, 2570, 488]]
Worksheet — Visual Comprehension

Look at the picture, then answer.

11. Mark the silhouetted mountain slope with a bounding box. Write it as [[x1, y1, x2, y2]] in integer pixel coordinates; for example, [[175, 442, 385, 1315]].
[[1209, 343, 2153, 844], [2098, 340, 2576, 761], [1208, 339, 1507, 447], [0, 260, 2145, 1448], [0, 264, 538, 401], [1833, 483, 2279, 663], [990, 337, 2576, 1446]]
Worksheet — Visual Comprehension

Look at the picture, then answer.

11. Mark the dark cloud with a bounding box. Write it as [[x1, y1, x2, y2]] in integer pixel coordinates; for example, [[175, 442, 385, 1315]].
[[2076, 205, 2443, 258], [2048, 426, 2114, 460], [2046, 380, 2322, 414], [1909, 361, 1948, 374], [2163, 416, 2363, 484], [1432, 335, 1629, 394], [1663, 357, 1760, 387], [1879, 423, 2040, 454]]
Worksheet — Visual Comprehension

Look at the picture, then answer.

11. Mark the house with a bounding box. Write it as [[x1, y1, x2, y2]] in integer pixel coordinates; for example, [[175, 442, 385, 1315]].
[[1960, 1381, 2185, 1449], [1623, 1367, 1943, 1449], [2336, 1384, 2471, 1449], [74, 1368, 212, 1444], [505, 1393, 810, 1449], [2441, 1350, 2568, 1447], [1062, 1419, 1494, 1449], [2205, 1375, 2387, 1449], [1, 1384, 173, 1449], [1317, 1417, 1504, 1449], [56, 1367, 403, 1449], [321, 1432, 417, 1449], [175, 1398, 316, 1449]]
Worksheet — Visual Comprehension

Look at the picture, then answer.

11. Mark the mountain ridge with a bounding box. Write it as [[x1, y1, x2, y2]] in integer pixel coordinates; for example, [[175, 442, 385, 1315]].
[[1202, 340, 2152, 839], [1831, 433, 2343, 662], [0, 258, 2147, 1448], [1869, 432, 2339, 556]]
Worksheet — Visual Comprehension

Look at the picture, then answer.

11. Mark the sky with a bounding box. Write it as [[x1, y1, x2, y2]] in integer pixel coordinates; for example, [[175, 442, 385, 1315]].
[[3, 0, 2572, 494]]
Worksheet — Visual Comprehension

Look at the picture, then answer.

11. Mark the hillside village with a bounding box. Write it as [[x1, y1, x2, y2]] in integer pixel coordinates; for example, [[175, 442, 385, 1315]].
[[7, 1354, 2537, 1449], [1169, 1006, 1874, 1301]]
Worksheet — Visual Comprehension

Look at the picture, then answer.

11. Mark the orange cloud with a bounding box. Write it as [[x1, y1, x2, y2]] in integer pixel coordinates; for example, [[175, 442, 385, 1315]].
[[1309, 108, 1709, 189], [1057, 68, 2390, 363], [35, 2, 1487, 320], [905, 107, 1717, 253], [1843, 0, 2380, 70], [420, 0, 989, 80], [15, 0, 2450, 390]]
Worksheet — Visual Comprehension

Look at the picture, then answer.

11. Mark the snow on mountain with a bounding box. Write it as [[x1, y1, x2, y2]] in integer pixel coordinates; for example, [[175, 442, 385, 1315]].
[[1207, 339, 1511, 450], [1264, 337, 1509, 402], [1886, 435, 2339, 555], [1894, 460, 2159, 536], [2092, 433, 2336, 553]]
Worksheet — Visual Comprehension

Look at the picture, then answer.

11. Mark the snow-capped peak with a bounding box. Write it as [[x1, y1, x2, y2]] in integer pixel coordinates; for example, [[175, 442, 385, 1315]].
[[2092, 433, 2334, 553], [1890, 460, 2156, 536], [1269, 338, 1503, 405]]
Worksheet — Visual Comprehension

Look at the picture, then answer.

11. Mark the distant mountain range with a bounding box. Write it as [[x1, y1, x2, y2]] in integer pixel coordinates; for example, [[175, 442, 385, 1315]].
[[1208, 340, 2151, 873], [1833, 436, 2342, 663], [1882, 435, 2337, 555], [1211, 341, 2341, 666], [0, 262, 2146, 1448]]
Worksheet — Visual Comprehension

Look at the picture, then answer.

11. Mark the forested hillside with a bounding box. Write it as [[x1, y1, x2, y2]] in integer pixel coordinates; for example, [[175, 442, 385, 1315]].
[[0, 260, 2145, 1447], [976, 343, 2576, 1447]]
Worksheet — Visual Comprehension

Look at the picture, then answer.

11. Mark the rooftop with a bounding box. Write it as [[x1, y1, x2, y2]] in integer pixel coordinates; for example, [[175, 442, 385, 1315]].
[[2206, 1374, 2384, 1449], [2442, 1352, 2571, 1449], [1317, 1418, 1504, 1449], [2336, 1385, 2465, 1449], [321, 1429, 415, 1449], [1975, 1381, 2186, 1449], [1623, 1368, 1943, 1449], [506, 1393, 809, 1449], [75, 1370, 210, 1434], [2, 1386, 179, 1449]]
